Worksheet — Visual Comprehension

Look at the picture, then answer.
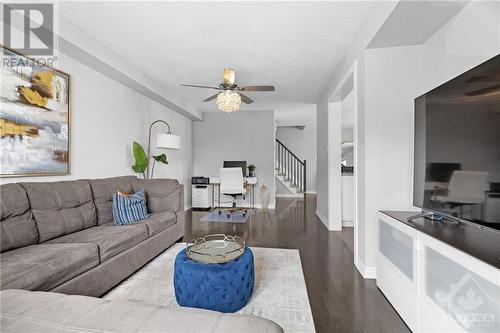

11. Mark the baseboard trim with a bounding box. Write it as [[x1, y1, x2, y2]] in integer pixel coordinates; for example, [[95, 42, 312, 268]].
[[315, 209, 342, 231], [355, 258, 377, 280], [364, 266, 377, 279], [342, 220, 354, 227], [315, 209, 329, 229]]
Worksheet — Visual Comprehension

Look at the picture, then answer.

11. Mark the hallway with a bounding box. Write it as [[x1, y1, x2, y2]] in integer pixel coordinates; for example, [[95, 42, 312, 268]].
[[184, 196, 410, 333]]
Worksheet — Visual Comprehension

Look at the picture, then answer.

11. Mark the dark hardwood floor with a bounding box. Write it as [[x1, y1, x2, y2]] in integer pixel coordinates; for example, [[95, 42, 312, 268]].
[[184, 195, 410, 333]]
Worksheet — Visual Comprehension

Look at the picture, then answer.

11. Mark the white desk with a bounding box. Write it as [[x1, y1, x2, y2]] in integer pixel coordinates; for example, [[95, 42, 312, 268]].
[[209, 176, 257, 185], [209, 177, 258, 210]]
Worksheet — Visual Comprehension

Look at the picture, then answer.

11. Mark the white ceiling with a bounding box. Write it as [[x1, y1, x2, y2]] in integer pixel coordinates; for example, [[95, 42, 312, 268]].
[[60, 1, 372, 123]]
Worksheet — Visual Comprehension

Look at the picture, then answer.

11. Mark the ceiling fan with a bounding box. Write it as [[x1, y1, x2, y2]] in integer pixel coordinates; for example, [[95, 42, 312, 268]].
[[181, 68, 275, 113]]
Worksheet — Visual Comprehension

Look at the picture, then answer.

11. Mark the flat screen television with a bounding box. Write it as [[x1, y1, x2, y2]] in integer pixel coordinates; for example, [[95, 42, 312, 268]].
[[413, 54, 500, 230]]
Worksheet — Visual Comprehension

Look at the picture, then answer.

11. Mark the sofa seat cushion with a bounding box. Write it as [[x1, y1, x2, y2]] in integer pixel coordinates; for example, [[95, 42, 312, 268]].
[[0, 243, 99, 291], [47, 224, 148, 261], [143, 211, 177, 236], [0, 289, 284, 333], [144, 211, 177, 237]]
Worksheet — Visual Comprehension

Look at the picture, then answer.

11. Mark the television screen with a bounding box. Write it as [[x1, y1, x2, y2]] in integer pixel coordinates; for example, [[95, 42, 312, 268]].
[[414, 54, 500, 229]]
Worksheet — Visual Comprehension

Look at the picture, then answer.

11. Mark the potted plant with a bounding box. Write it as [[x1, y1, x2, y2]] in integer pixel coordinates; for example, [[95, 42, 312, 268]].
[[131, 142, 168, 179], [151, 153, 168, 179], [247, 164, 256, 177], [132, 142, 148, 179]]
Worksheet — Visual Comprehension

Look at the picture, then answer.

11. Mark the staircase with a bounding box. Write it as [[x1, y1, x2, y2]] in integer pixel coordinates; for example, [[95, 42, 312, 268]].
[[275, 139, 306, 197]]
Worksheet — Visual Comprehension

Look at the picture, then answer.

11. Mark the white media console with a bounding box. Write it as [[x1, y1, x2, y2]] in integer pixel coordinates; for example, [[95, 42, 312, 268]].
[[377, 211, 500, 333]]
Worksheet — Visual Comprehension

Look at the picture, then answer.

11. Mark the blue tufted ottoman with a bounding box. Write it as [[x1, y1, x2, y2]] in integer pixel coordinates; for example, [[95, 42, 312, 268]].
[[174, 247, 254, 313]]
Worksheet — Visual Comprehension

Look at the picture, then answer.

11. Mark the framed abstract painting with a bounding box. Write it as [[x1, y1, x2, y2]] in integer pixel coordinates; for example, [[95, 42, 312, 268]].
[[1, 46, 70, 177]]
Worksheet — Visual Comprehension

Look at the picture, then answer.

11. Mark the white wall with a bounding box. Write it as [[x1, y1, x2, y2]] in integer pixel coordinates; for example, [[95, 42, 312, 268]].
[[342, 175, 354, 223], [317, 0, 500, 275], [276, 179, 291, 195], [342, 149, 354, 166], [342, 97, 354, 167], [360, 0, 500, 270], [362, 45, 423, 268], [193, 111, 276, 208], [341, 128, 353, 142], [316, 2, 398, 226], [420, 1, 500, 92], [0, 49, 193, 207], [144, 100, 193, 207], [276, 126, 317, 193], [327, 102, 342, 231], [369, 1, 500, 271], [316, 99, 329, 220]]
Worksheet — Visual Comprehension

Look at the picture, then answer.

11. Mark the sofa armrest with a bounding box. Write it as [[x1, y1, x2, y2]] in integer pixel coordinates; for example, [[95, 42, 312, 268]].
[[176, 184, 185, 237]]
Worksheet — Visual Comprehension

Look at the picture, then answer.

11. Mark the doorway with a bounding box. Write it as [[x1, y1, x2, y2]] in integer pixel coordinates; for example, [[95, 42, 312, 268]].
[[327, 62, 359, 269]]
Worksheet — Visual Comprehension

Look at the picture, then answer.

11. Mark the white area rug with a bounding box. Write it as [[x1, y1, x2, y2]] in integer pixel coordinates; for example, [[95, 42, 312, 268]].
[[104, 243, 315, 333]]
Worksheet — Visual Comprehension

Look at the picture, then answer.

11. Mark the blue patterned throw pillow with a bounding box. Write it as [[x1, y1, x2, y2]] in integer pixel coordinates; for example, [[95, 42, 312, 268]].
[[112, 190, 149, 225]]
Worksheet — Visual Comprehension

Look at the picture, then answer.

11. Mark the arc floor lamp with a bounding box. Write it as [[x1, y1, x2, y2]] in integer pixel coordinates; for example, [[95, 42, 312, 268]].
[[146, 120, 181, 179]]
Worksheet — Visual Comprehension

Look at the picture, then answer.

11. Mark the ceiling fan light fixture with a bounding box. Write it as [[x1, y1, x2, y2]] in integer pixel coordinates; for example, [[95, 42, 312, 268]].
[[216, 90, 241, 113]]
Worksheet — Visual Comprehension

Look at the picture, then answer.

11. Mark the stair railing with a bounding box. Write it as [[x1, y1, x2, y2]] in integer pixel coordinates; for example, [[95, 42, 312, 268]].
[[275, 139, 306, 193]]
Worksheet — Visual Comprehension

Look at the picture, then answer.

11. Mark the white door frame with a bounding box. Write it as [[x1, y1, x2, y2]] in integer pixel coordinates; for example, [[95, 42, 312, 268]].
[[327, 61, 359, 268], [327, 101, 342, 231]]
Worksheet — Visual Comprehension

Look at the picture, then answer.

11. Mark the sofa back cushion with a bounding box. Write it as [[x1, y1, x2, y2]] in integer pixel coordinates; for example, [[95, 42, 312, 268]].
[[132, 178, 182, 213], [89, 176, 136, 225], [0, 184, 39, 252], [21, 180, 97, 242]]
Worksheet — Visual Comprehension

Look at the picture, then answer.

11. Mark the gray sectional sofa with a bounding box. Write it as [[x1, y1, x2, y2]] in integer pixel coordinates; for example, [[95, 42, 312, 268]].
[[0, 175, 185, 297], [0, 176, 284, 332]]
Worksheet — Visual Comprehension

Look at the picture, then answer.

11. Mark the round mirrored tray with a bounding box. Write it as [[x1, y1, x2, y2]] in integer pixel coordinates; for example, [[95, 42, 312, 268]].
[[185, 234, 246, 264]]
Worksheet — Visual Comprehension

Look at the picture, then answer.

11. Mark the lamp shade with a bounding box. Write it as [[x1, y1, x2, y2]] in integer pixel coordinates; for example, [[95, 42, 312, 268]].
[[156, 133, 180, 149]]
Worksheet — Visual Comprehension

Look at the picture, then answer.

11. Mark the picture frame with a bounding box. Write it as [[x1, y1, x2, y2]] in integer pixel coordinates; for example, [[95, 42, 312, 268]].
[[1, 45, 71, 177]]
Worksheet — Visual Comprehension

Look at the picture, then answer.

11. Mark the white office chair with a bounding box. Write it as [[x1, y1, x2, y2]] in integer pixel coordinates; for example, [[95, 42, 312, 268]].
[[432, 170, 489, 218], [219, 167, 247, 218]]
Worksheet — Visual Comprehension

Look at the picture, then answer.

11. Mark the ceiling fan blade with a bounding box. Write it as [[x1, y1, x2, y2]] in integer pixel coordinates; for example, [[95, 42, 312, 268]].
[[181, 84, 221, 90], [240, 85, 275, 92], [466, 74, 500, 83], [465, 84, 500, 97], [239, 93, 254, 104], [223, 68, 235, 85], [203, 94, 219, 102]]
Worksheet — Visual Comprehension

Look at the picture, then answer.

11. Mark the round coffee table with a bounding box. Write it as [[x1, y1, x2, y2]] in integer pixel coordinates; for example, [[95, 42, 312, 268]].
[[173, 234, 254, 313]]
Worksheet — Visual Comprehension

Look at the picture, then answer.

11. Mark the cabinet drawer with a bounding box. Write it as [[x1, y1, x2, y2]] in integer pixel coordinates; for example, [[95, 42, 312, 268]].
[[419, 234, 500, 332]]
